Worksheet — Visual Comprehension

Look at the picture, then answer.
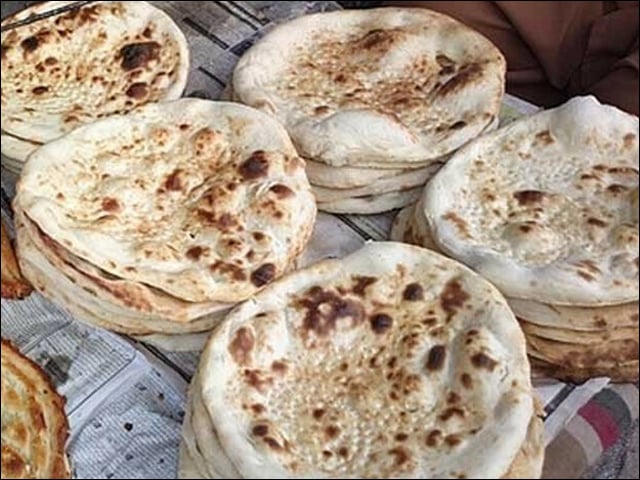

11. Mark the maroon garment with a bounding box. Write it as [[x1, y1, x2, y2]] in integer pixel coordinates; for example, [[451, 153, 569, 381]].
[[383, 1, 639, 114]]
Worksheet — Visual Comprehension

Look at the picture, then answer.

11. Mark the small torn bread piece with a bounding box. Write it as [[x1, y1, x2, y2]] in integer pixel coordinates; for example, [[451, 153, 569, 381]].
[[1, 218, 32, 299]]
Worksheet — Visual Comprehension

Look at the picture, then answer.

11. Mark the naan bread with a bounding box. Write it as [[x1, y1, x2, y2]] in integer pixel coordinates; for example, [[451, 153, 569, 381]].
[[20, 211, 232, 322], [1, 339, 70, 479], [1, 1, 189, 143], [391, 204, 638, 382], [424, 96, 639, 306], [390, 203, 416, 241], [390, 198, 440, 250], [509, 298, 639, 332], [502, 402, 545, 480], [0, 131, 40, 164], [529, 357, 639, 384], [179, 443, 207, 480], [312, 162, 442, 202], [198, 242, 534, 479], [306, 160, 419, 189], [181, 374, 242, 479], [182, 377, 544, 479], [318, 187, 422, 214], [16, 212, 227, 337], [1, 218, 32, 299], [232, 8, 505, 167], [518, 319, 638, 345], [527, 336, 639, 383], [306, 117, 497, 190], [16, 99, 317, 304]]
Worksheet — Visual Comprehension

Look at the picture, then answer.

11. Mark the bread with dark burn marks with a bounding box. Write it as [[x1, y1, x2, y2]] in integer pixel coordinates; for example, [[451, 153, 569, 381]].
[[184, 242, 541, 479]]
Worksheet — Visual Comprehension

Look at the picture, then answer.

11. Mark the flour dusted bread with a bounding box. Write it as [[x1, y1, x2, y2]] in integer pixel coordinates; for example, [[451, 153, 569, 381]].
[[233, 8, 504, 167], [181, 370, 543, 479], [317, 186, 423, 214], [305, 160, 419, 189], [0, 1, 188, 144], [509, 299, 639, 333], [16, 99, 316, 304], [392, 98, 639, 381], [187, 242, 540, 478], [424, 96, 638, 306], [18, 211, 231, 323], [312, 162, 443, 201], [1, 339, 70, 479], [391, 209, 640, 382], [514, 300, 639, 382], [231, 7, 504, 213], [14, 99, 316, 350]]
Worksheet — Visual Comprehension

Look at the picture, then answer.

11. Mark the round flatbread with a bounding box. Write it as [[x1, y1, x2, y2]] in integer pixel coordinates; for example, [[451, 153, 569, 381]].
[[1, 339, 70, 479], [526, 334, 638, 372], [318, 186, 422, 214], [1, 1, 189, 143], [178, 443, 207, 480], [518, 318, 637, 345], [16, 214, 227, 336], [19, 210, 232, 322], [182, 379, 544, 479], [390, 202, 416, 241], [232, 8, 505, 167], [509, 298, 639, 332], [16, 99, 317, 304], [198, 242, 534, 479], [390, 198, 441, 250], [312, 162, 442, 201], [181, 374, 242, 479], [0, 131, 41, 164], [424, 96, 639, 306], [306, 160, 417, 189], [529, 356, 639, 384]]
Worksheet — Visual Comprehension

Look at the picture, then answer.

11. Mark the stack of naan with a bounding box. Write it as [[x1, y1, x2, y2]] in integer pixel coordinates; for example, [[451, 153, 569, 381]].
[[230, 8, 505, 214], [392, 97, 639, 382], [1, 339, 71, 479], [13, 99, 317, 351], [0, 1, 189, 174], [180, 243, 544, 479]]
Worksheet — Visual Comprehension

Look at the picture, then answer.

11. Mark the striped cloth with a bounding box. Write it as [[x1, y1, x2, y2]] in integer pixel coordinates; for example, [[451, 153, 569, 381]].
[[544, 384, 639, 478]]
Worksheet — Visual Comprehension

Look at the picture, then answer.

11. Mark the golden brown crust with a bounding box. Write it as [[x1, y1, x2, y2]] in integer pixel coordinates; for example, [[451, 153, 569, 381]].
[[0, 1, 189, 144], [1, 338, 70, 479], [529, 356, 639, 384], [1, 218, 32, 299]]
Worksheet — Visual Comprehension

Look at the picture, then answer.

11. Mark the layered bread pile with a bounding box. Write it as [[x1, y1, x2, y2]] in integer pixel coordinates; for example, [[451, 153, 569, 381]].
[[231, 8, 505, 214], [180, 242, 544, 479], [392, 97, 639, 382], [13, 99, 317, 351], [1, 339, 70, 479], [0, 1, 189, 174]]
